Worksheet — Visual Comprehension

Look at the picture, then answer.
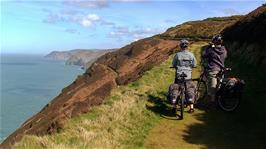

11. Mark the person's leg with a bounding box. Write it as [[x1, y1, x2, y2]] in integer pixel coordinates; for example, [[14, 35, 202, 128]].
[[207, 71, 219, 102], [168, 83, 180, 104], [186, 81, 196, 112]]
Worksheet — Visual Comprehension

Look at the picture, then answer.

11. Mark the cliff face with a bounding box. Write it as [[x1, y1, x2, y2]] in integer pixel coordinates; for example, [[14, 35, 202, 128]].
[[45, 51, 73, 60], [0, 36, 179, 148], [222, 4, 266, 67]]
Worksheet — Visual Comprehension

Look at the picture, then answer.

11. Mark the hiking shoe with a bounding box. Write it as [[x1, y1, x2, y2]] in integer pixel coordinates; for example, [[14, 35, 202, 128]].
[[188, 108, 194, 113]]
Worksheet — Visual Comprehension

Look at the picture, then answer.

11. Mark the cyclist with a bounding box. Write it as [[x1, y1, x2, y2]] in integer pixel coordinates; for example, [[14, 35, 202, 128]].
[[202, 35, 227, 102], [170, 39, 197, 113]]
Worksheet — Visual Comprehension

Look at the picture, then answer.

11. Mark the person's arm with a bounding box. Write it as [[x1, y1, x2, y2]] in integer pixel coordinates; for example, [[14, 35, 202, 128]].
[[191, 54, 197, 68], [202, 44, 212, 59], [224, 47, 228, 59], [172, 54, 178, 67]]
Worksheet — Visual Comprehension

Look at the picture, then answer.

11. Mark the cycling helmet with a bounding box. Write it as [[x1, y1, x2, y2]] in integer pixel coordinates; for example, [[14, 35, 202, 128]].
[[212, 35, 223, 45], [179, 39, 189, 49]]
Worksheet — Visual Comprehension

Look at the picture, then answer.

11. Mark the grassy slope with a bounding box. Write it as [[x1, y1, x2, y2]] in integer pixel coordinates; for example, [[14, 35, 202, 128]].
[[15, 42, 266, 148]]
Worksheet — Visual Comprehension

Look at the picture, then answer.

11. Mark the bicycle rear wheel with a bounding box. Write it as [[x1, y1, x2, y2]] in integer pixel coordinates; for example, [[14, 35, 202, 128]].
[[179, 93, 185, 120], [217, 92, 241, 112]]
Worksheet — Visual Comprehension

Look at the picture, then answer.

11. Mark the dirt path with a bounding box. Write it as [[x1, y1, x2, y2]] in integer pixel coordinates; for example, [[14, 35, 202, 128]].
[[144, 42, 208, 149], [145, 110, 206, 149]]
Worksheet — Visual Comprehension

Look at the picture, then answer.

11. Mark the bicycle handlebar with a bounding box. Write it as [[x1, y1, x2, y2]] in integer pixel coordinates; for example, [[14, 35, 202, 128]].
[[224, 67, 232, 71]]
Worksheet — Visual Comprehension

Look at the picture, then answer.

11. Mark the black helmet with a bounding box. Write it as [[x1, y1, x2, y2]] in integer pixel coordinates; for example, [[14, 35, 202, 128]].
[[179, 39, 189, 49], [212, 35, 223, 44]]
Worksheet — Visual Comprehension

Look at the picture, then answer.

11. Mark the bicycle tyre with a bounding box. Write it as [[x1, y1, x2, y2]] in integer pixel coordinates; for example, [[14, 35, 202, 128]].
[[195, 80, 207, 102], [180, 93, 185, 120], [217, 92, 241, 112]]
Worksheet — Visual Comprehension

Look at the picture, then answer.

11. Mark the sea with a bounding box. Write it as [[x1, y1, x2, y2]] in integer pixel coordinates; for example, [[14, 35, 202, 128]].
[[0, 54, 84, 143]]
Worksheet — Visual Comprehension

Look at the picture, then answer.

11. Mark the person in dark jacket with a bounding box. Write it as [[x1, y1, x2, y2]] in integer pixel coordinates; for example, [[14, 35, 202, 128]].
[[202, 35, 227, 102]]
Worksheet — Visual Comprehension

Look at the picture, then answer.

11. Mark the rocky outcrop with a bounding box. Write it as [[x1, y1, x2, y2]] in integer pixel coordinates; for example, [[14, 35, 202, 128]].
[[0, 36, 179, 148], [222, 4, 266, 67]]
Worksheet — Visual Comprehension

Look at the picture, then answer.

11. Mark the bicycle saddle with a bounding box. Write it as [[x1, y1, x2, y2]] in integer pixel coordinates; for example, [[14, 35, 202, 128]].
[[180, 72, 187, 78]]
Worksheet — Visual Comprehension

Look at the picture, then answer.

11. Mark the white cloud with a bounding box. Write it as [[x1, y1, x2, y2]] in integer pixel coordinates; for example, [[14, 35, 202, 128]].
[[63, 0, 148, 8], [80, 14, 100, 27], [81, 19, 93, 27], [63, 0, 108, 8], [114, 0, 148, 1], [43, 11, 101, 28], [87, 14, 100, 21], [107, 26, 163, 41]]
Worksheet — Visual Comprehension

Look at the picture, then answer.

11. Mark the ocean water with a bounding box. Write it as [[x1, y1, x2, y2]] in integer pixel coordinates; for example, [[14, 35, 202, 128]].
[[0, 54, 83, 142]]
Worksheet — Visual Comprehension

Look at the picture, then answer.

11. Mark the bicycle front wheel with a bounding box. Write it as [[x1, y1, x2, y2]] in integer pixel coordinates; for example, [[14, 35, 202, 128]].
[[179, 93, 185, 120], [217, 93, 241, 112], [194, 80, 207, 102]]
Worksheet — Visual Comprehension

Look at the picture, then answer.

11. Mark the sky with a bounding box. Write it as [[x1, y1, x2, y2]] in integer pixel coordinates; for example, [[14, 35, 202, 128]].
[[1, 0, 265, 54]]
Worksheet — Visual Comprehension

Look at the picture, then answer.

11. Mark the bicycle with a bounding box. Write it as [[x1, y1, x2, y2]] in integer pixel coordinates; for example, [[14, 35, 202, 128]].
[[193, 67, 245, 112], [169, 67, 193, 120], [192, 67, 208, 103]]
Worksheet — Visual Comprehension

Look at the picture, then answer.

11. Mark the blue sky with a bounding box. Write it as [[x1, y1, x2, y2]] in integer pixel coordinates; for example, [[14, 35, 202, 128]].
[[1, 0, 265, 54]]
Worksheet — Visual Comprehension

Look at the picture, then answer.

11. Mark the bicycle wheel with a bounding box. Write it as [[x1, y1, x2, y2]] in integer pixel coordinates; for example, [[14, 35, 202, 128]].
[[195, 80, 207, 102], [179, 93, 185, 120], [217, 92, 241, 112]]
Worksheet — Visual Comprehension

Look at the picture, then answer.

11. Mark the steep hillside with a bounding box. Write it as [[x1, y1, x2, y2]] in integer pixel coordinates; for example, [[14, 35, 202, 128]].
[[0, 36, 179, 148], [161, 16, 242, 40], [222, 4, 266, 67]]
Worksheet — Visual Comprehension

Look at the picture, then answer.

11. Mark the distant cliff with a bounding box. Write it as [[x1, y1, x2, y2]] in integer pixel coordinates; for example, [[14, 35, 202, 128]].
[[45, 49, 115, 69]]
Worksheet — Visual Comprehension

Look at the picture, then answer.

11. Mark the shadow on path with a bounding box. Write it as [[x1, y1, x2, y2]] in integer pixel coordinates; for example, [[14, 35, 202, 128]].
[[182, 58, 266, 149], [146, 93, 180, 120], [145, 55, 266, 149]]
